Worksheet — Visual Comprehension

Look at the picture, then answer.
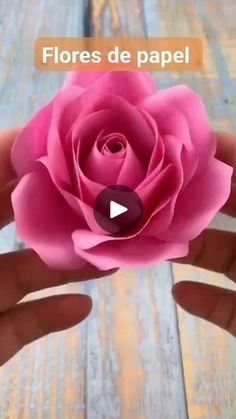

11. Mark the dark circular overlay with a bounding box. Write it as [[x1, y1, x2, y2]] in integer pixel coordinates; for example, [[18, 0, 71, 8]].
[[93, 185, 143, 235]]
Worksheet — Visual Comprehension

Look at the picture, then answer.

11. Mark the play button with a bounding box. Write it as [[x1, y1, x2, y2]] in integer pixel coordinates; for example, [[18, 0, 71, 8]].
[[93, 185, 143, 235], [110, 201, 128, 219]]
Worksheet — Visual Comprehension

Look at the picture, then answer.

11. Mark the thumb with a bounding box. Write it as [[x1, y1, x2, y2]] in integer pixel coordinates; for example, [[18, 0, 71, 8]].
[[172, 281, 236, 336]]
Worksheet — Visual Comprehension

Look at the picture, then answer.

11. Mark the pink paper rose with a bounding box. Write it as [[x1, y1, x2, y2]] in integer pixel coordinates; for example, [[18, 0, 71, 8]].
[[11, 71, 232, 270]]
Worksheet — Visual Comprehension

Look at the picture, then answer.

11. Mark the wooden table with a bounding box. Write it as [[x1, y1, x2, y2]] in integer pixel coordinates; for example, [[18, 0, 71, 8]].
[[0, 1, 236, 418]]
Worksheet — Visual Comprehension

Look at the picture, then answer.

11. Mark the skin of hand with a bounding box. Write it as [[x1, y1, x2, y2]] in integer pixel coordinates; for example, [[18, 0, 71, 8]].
[[172, 132, 236, 337], [0, 127, 116, 366]]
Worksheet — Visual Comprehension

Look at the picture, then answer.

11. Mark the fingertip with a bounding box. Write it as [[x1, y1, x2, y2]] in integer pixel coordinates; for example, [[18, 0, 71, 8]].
[[104, 268, 119, 276], [82, 294, 93, 314], [172, 281, 202, 313], [172, 280, 192, 301], [74, 264, 119, 282], [0, 127, 22, 187], [55, 294, 93, 328], [172, 281, 221, 321], [215, 131, 236, 171]]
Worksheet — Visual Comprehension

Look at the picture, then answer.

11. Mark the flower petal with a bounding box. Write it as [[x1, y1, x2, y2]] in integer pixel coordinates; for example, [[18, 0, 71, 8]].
[[38, 156, 106, 235], [11, 86, 84, 180], [142, 85, 215, 173], [91, 95, 155, 166], [63, 71, 156, 104], [83, 133, 126, 186], [73, 230, 188, 270], [140, 134, 184, 234], [158, 158, 233, 242], [11, 97, 54, 176], [63, 71, 105, 88], [12, 164, 85, 269]]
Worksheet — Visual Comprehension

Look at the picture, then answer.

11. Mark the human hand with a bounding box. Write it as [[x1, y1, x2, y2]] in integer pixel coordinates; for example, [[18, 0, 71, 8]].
[[0, 128, 115, 366], [172, 132, 236, 336]]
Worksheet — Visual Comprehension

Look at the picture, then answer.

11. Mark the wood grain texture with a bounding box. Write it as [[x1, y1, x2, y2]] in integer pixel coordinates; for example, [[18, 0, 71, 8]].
[[140, 0, 236, 417], [0, 0, 236, 418]]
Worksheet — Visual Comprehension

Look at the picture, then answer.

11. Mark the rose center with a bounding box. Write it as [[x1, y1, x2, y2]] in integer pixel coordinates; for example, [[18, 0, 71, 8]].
[[105, 139, 124, 154], [97, 132, 127, 157]]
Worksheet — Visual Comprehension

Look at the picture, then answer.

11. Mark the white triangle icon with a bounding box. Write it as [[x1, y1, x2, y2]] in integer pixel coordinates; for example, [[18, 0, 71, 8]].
[[110, 200, 128, 219]]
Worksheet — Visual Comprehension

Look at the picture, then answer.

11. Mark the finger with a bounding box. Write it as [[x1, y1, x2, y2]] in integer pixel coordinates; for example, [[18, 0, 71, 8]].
[[0, 249, 117, 312], [0, 293, 92, 366], [215, 132, 236, 216], [0, 127, 21, 189], [0, 180, 17, 229], [174, 229, 236, 282], [172, 281, 236, 337], [220, 181, 236, 217], [215, 131, 236, 176]]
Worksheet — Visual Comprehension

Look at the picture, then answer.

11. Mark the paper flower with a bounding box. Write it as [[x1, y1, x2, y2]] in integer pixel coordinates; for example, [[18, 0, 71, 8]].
[[11, 72, 232, 270]]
